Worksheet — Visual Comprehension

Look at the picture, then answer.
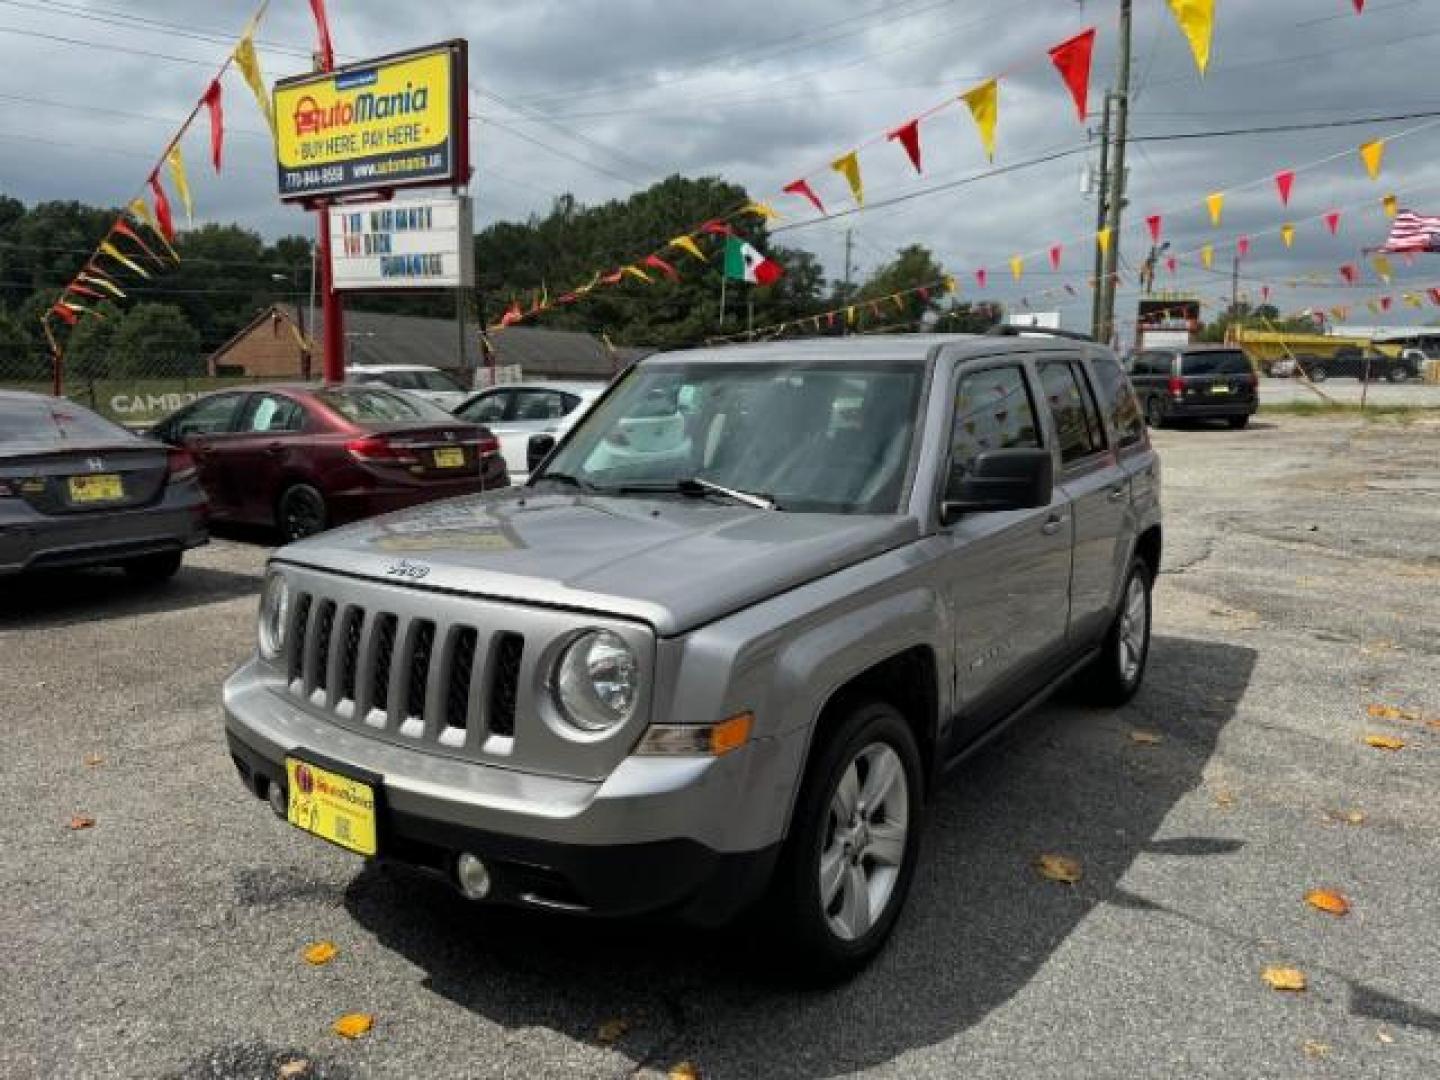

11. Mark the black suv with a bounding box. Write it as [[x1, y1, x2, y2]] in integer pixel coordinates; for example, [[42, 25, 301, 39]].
[[1298, 346, 1418, 383], [1129, 345, 1258, 429]]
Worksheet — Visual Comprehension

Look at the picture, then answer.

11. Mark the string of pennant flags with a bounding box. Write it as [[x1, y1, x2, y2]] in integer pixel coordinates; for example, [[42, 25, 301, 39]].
[[490, 0, 1378, 332], [39, 1, 332, 361]]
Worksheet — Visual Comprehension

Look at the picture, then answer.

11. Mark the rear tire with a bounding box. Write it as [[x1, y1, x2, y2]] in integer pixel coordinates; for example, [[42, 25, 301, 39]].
[[1075, 558, 1153, 706], [122, 550, 182, 584], [1227, 415, 1250, 430], [1308, 365, 1328, 383], [278, 483, 328, 543], [768, 701, 924, 983], [1144, 396, 1167, 429], [1386, 366, 1409, 384]]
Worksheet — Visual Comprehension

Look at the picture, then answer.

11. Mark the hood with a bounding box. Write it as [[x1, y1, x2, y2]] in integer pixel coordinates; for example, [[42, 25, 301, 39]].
[[277, 489, 919, 636]]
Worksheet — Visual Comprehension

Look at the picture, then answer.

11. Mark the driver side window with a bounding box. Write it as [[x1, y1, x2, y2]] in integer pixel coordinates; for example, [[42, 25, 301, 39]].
[[461, 391, 509, 424], [950, 366, 1041, 476]]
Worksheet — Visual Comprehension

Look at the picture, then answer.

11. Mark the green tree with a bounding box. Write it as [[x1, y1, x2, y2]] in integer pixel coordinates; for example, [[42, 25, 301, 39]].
[[933, 301, 1005, 333], [112, 303, 200, 377], [0, 311, 36, 381], [65, 301, 123, 390], [852, 244, 949, 327]]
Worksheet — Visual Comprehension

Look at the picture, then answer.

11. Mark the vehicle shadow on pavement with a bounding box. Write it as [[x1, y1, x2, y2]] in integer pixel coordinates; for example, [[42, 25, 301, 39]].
[[344, 634, 1256, 1079], [0, 565, 261, 631]]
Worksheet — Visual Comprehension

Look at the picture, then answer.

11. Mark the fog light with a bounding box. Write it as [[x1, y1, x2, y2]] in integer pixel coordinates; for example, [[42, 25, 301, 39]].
[[455, 852, 492, 900], [267, 780, 287, 818]]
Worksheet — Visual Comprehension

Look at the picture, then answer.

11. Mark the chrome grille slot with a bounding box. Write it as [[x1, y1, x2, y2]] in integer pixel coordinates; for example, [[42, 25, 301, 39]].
[[370, 613, 398, 721], [337, 607, 364, 706], [446, 627, 479, 733], [287, 593, 313, 685], [488, 632, 524, 737], [402, 620, 437, 733], [311, 601, 337, 698]]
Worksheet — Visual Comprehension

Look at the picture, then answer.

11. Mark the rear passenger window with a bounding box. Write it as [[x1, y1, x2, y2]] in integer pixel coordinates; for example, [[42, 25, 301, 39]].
[[1038, 361, 1105, 465], [950, 366, 1040, 475], [1089, 355, 1145, 449], [244, 394, 305, 433]]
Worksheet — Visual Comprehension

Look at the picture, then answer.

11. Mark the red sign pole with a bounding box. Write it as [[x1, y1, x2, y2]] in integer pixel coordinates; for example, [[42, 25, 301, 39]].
[[312, 35, 344, 386]]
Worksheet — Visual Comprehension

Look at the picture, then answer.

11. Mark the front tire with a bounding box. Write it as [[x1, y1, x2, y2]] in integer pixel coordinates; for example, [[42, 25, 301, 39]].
[[278, 483, 327, 543], [121, 550, 182, 584], [1076, 558, 1153, 705], [770, 701, 923, 982], [1308, 365, 1329, 383], [1386, 366, 1410, 384]]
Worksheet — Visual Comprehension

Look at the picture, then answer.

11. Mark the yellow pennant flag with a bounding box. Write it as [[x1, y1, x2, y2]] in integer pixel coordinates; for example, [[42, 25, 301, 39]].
[[78, 272, 125, 299], [1096, 227, 1111, 255], [1201, 244, 1214, 269], [892, 293, 906, 312], [943, 275, 958, 295], [1280, 223, 1295, 248], [846, 305, 857, 326], [1166, 0, 1215, 75], [1371, 254, 1393, 283], [668, 235, 707, 262], [961, 79, 999, 161], [1009, 255, 1024, 282], [830, 151, 864, 207], [1382, 193, 1398, 218], [1205, 191, 1225, 227], [742, 202, 780, 221], [233, 28, 276, 139], [167, 145, 194, 225], [622, 265, 652, 284], [1359, 138, 1385, 180], [1404, 292, 1423, 309], [1366, 300, 1381, 315], [99, 240, 149, 278]]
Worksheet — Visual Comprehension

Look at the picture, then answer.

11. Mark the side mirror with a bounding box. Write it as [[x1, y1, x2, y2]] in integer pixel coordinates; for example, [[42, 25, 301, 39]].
[[527, 433, 557, 474], [941, 447, 1053, 524]]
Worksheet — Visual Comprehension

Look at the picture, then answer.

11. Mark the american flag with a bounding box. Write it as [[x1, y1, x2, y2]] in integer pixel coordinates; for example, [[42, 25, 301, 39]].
[[1379, 210, 1440, 253]]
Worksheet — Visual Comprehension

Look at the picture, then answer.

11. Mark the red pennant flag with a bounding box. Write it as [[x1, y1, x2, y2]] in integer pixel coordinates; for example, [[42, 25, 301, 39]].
[[1323, 210, 1341, 235], [66, 282, 105, 301], [1145, 214, 1162, 244], [826, 311, 836, 328], [782, 178, 826, 215], [202, 80, 224, 172], [1262, 285, 1271, 303], [1427, 287, 1440, 306], [644, 253, 680, 281], [1237, 236, 1250, 258], [499, 301, 523, 327], [917, 287, 930, 301], [1049, 245, 1063, 271], [886, 118, 923, 173], [1340, 263, 1358, 284], [1047, 28, 1096, 123], [148, 174, 175, 242], [309, 0, 335, 68], [112, 220, 164, 265], [600, 269, 624, 285], [1274, 169, 1295, 206], [1380, 295, 1393, 311], [1166, 256, 1177, 275], [699, 219, 733, 237], [976, 268, 988, 289], [49, 302, 79, 325], [1353, 0, 1364, 10]]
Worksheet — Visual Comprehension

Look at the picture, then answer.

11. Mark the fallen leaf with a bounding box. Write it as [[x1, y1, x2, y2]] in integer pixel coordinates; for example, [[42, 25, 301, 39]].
[[1367, 703, 1418, 722], [1364, 734, 1405, 751], [67, 815, 96, 831], [1302, 1040, 1331, 1059], [1129, 730, 1163, 746], [1035, 854, 1082, 884], [1305, 889, 1351, 916], [1377, 1028, 1395, 1044], [1346, 809, 1366, 825], [333, 1012, 374, 1040], [596, 1018, 630, 1045], [669, 1064, 700, 1080], [303, 941, 338, 966], [1262, 966, 1307, 992], [83, 754, 104, 767], [278, 1060, 311, 1079], [1213, 789, 1236, 808]]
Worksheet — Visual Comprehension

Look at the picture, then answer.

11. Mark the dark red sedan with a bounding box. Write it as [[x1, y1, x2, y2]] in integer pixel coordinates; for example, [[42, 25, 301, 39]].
[[152, 385, 508, 541]]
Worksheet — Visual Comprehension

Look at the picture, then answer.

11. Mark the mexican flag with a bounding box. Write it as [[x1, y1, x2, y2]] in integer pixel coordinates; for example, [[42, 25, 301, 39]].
[[723, 237, 784, 286]]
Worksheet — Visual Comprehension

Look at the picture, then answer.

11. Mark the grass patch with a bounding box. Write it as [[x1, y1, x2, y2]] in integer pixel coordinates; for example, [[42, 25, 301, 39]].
[[1261, 400, 1437, 423]]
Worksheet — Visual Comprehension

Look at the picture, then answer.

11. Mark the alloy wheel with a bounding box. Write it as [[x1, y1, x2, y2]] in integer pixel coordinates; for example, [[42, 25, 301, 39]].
[[1118, 573, 1149, 686], [818, 742, 910, 942]]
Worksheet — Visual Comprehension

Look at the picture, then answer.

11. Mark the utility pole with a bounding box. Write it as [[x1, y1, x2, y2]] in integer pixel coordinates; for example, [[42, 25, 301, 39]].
[[1089, 92, 1113, 340], [1230, 254, 1240, 314], [842, 229, 854, 336], [1097, 0, 1132, 349]]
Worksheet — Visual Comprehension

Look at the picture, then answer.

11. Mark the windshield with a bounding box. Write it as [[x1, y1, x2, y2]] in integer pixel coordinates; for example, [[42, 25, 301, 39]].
[[0, 397, 133, 444], [1182, 351, 1252, 376], [314, 387, 455, 423], [539, 360, 925, 514]]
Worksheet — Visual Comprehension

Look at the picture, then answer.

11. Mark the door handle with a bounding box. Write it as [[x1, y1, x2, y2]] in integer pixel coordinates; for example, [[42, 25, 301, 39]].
[[1041, 514, 1068, 536], [1107, 485, 1128, 502], [265, 442, 285, 455]]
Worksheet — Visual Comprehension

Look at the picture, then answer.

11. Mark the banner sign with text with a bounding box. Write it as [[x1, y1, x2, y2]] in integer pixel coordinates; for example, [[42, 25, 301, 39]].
[[273, 40, 468, 201], [328, 195, 474, 290]]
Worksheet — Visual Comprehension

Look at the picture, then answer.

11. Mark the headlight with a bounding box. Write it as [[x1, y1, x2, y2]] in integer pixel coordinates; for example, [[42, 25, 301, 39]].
[[257, 571, 291, 662], [551, 629, 638, 734]]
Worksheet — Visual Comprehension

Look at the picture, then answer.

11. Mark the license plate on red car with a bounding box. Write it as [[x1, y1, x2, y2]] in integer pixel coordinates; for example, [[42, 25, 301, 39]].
[[433, 447, 466, 468]]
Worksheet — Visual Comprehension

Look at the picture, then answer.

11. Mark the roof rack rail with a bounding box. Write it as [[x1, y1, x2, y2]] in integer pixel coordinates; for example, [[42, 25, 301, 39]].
[[984, 324, 1096, 343]]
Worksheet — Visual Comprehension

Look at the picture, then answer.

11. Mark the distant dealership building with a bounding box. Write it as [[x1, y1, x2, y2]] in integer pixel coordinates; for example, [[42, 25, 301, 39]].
[[205, 304, 642, 383]]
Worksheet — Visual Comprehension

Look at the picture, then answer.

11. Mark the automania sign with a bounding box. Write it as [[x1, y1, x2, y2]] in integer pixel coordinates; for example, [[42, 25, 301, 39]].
[[273, 41, 468, 201]]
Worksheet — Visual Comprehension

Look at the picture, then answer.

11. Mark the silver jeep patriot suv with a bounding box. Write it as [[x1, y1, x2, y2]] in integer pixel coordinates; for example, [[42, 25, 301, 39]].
[[224, 332, 1161, 976]]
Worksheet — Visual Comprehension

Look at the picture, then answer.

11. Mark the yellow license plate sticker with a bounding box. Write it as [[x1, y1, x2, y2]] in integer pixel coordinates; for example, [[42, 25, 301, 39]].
[[433, 446, 466, 468], [1210, 385, 1231, 394], [68, 474, 123, 502], [285, 758, 378, 855]]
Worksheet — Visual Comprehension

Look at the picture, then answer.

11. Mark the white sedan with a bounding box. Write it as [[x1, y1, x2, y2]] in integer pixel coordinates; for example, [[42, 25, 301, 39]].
[[346, 364, 470, 411], [453, 381, 604, 481]]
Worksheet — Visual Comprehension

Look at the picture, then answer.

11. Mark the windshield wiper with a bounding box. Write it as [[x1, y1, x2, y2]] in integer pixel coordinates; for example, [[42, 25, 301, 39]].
[[532, 471, 604, 493], [616, 477, 778, 510]]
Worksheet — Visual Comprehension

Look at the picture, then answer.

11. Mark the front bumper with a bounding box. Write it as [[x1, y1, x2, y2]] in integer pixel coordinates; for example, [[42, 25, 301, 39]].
[[222, 662, 798, 922]]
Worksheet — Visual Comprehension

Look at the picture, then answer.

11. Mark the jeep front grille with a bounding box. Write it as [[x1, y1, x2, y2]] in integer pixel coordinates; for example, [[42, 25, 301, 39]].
[[284, 591, 524, 750]]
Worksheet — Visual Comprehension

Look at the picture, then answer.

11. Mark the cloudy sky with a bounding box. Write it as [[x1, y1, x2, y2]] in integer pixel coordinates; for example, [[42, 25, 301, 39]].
[[3, 0, 1439, 335]]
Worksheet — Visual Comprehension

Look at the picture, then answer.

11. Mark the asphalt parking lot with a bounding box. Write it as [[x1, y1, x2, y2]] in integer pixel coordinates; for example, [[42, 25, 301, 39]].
[[2, 412, 1437, 1079]]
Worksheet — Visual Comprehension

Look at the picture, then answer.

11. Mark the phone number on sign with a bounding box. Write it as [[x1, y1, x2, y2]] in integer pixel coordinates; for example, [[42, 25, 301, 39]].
[[283, 166, 347, 191]]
